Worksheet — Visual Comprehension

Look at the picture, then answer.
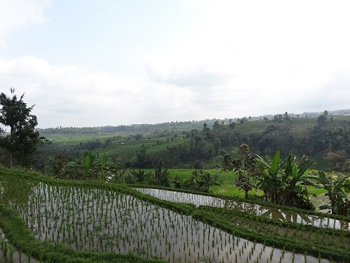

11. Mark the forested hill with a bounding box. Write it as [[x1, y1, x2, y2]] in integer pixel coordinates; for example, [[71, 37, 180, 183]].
[[35, 110, 350, 172], [37, 109, 350, 136]]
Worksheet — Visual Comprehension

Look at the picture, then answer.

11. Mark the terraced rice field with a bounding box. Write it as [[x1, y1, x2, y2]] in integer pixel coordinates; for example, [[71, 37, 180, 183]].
[[136, 188, 350, 230], [0, 167, 349, 262]]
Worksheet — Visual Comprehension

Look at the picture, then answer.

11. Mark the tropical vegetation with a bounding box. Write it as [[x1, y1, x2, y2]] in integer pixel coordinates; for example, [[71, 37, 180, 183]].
[[0, 89, 44, 167], [1, 90, 350, 262]]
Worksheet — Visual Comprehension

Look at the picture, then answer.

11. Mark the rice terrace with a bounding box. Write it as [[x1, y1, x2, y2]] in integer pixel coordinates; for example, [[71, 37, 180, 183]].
[[1, 163, 350, 262], [1, 88, 350, 262], [2, 1, 350, 262]]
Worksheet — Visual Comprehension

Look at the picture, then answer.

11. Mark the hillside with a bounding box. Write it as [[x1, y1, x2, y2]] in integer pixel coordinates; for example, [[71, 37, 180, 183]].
[[32, 111, 350, 172]]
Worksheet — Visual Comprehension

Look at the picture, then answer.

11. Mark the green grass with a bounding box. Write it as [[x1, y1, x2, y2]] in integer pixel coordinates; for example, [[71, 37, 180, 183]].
[[1, 165, 349, 262], [47, 133, 117, 144], [307, 186, 327, 195], [126, 168, 328, 199]]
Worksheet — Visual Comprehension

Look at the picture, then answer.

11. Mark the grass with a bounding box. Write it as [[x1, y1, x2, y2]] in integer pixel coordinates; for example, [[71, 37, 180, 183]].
[[127, 168, 327, 199], [0, 166, 349, 262]]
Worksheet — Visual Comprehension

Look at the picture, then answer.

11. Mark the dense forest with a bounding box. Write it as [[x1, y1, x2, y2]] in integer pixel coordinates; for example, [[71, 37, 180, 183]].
[[32, 110, 350, 173]]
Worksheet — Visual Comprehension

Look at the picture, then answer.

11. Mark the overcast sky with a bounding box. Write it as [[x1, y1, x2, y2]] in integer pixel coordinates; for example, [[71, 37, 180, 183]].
[[1, 0, 349, 128]]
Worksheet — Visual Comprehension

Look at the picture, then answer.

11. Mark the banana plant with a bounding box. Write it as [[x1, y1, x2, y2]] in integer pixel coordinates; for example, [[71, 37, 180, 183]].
[[182, 170, 221, 192], [131, 169, 147, 183], [197, 170, 221, 192], [306, 172, 350, 215], [171, 175, 184, 188], [283, 155, 313, 188], [83, 151, 95, 171], [282, 155, 314, 209], [66, 151, 118, 180], [256, 151, 313, 208], [256, 151, 286, 204]]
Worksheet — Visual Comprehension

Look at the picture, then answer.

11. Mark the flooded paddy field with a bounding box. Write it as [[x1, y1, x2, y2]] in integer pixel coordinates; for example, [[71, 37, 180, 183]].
[[0, 229, 39, 263], [1, 182, 334, 263], [135, 188, 350, 231]]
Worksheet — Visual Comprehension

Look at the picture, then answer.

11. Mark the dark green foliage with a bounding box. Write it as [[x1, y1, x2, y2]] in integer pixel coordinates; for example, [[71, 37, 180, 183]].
[[256, 151, 314, 209], [152, 166, 170, 187], [0, 89, 44, 167], [224, 144, 260, 198], [225, 147, 314, 209], [306, 172, 350, 215], [171, 174, 183, 188], [51, 154, 67, 176], [34, 113, 350, 171], [181, 170, 221, 192], [55, 151, 124, 181], [131, 169, 148, 183], [130, 164, 171, 187]]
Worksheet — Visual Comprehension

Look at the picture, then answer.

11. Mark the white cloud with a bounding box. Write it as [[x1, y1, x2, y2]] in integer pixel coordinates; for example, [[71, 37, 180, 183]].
[[144, 0, 350, 117], [1, 1, 350, 128], [0, 0, 50, 43], [1, 52, 349, 128], [0, 56, 204, 127]]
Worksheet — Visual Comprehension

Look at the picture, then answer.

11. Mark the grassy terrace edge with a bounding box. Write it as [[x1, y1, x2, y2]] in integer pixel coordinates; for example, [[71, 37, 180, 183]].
[[192, 207, 350, 262], [129, 183, 350, 222], [0, 166, 349, 262], [0, 204, 166, 263]]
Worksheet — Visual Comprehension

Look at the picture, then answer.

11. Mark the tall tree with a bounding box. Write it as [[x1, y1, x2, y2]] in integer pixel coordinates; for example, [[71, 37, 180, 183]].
[[0, 88, 43, 167]]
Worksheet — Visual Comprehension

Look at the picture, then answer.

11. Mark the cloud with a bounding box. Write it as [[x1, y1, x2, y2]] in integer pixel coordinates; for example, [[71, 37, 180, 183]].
[[0, 0, 50, 43], [142, 0, 350, 117], [1, 0, 350, 128], [0, 56, 206, 127], [148, 67, 230, 91], [1, 51, 349, 129]]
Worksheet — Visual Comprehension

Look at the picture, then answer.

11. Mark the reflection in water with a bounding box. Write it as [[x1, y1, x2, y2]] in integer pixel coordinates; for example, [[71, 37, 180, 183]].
[[6, 183, 331, 263], [135, 188, 350, 230], [0, 228, 39, 263]]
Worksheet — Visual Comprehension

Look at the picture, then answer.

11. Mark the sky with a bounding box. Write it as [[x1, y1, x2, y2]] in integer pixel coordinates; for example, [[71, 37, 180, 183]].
[[0, 0, 350, 128]]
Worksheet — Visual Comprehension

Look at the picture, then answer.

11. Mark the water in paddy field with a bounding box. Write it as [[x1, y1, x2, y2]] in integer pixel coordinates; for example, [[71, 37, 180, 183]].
[[0, 183, 332, 263], [135, 188, 350, 231], [0, 229, 39, 263]]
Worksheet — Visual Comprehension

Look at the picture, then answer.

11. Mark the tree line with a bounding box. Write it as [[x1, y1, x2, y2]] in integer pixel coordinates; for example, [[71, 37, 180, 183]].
[[1, 89, 349, 215]]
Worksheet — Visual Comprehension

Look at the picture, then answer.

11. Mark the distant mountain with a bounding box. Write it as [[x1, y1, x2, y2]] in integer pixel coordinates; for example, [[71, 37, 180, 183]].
[[37, 109, 350, 135]]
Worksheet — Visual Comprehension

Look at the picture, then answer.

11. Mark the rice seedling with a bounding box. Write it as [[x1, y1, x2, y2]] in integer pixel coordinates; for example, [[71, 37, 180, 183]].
[[135, 188, 350, 231], [0, 228, 39, 263], [0, 169, 343, 262]]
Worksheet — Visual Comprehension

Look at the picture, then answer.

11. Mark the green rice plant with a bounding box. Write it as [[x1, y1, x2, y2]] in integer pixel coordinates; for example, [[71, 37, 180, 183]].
[[0, 167, 345, 263]]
